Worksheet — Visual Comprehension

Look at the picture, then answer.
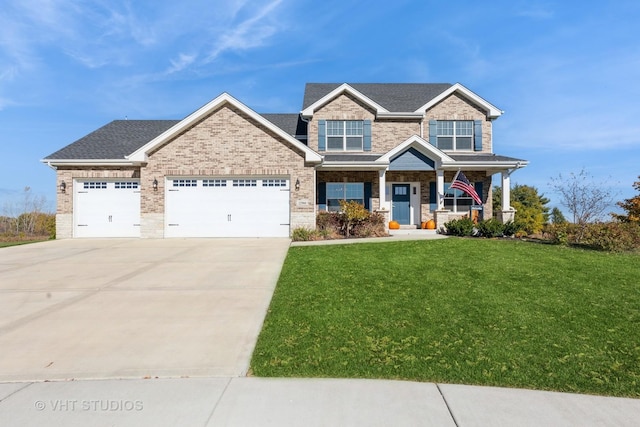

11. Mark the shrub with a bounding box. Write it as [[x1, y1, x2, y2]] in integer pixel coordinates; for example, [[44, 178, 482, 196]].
[[443, 217, 475, 237], [580, 222, 640, 252], [316, 208, 387, 239], [339, 200, 370, 238], [543, 222, 640, 252], [502, 220, 520, 237], [352, 212, 386, 238], [291, 227, 317, 242], [476, 218, 505, 238]]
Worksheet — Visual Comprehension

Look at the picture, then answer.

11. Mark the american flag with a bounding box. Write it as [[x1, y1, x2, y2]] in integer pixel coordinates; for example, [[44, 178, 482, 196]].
[[450, 171, 483, 205]]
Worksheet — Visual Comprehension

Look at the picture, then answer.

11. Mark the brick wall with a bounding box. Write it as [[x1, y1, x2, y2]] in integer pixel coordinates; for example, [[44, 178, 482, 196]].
[[140, 103, 315, 235]]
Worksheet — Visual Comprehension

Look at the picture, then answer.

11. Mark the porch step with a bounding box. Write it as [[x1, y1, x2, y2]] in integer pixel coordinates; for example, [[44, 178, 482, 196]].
[[389, 229, 439, 236], [398, 224, 419, 230]]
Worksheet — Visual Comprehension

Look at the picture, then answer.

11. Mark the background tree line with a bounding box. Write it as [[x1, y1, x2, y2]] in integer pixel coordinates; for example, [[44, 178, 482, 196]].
[[492, 169, 639, 251], [1, 187, 55, 240]]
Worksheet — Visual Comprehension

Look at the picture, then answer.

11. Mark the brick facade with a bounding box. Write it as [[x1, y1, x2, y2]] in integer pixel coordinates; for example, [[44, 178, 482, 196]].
[[49, 83, 518, 238]]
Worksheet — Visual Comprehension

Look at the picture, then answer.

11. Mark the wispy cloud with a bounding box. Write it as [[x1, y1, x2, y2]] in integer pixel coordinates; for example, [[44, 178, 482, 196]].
[[205, 0, 283, 62], [514, 2, 555, 19], [167, 53, 198, 74]]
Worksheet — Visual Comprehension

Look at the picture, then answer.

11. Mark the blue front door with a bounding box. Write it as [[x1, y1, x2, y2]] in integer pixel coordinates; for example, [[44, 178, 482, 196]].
[[392, 184, 411, 224]]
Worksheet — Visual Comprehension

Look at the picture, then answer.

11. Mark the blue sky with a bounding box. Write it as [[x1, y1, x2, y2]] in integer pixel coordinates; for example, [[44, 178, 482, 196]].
[[1, 0, 638, 216]]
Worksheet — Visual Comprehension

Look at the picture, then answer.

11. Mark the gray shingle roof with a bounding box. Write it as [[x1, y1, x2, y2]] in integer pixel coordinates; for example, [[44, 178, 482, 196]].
[[302, 83, 453, 112], [44, 114, 309, 160], [449, 154, 527, 163], [323, 154, 382, 162], [43, 120, 179, 160], [261, 114, 307, 140]]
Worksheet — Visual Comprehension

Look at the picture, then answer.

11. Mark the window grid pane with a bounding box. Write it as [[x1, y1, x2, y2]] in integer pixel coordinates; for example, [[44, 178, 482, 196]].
[[262, 179, 287, 187], [345, 121, 363, 136], [326, 121, 344, 136], [202, 179, 227, 187], [114, 182, 139, 189], [84, 182, 107, 189], [232, 179, 257, 187], [173, 179, 197, 187]]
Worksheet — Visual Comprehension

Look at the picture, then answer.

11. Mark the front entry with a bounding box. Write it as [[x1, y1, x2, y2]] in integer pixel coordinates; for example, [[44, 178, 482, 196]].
[[392, 184, 411, 224]]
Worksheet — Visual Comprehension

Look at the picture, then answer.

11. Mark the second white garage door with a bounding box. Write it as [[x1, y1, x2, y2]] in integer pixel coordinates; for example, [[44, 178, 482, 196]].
[[165, 177, 290, 237]]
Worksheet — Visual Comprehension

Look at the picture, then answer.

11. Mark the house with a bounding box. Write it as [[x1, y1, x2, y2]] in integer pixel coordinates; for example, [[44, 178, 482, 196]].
[[42, 83, 528, 238]]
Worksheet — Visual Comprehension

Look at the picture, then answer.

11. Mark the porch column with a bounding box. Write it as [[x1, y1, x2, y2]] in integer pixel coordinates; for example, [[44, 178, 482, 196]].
[[498, 170, 516, 223], [436, 169, 445, 210], [502, 171, 511, 211], [378, 169, 388, 210]]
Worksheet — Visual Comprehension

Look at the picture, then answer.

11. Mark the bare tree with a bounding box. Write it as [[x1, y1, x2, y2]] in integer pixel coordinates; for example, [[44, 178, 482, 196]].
[[1, 187, 49, 236], [549, 169, 617, 224]]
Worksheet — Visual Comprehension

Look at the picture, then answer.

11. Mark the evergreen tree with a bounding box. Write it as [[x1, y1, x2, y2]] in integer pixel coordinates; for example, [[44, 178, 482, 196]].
[[493, 184, 550, 234], [550, 207, 567, 224]]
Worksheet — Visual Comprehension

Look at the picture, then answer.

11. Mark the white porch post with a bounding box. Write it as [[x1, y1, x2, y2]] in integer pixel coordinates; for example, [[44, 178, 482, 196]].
[[502, 171, 511, 211], [378, 169, 388, 210], [499, 170, 516, 223], [436, 170, 445, 210]]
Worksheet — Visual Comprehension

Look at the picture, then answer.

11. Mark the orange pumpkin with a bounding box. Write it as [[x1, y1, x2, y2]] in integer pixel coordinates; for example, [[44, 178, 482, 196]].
[[389, 220, 400, 230], [426, 219, 436, 230]]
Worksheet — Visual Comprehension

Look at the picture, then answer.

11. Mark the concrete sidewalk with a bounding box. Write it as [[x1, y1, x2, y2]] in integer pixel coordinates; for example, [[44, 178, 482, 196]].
[[1, 377, 639, 426]]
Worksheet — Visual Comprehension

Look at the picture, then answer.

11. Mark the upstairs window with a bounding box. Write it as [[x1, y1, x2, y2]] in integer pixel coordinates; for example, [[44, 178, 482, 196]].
[[327, 120, 364, 151], [436, 121, 473, 150]]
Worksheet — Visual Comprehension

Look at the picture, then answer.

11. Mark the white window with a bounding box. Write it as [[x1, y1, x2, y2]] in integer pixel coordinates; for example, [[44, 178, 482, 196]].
[[202, 179, 227, 187], [326, 183, 364, 211], [436, 121, 473, 151], [443, 182, 475, 212], [232, 179, 257, 187], [327, 120, 364, 151], [262, 179, 287, 187], [114, 182, 139, 189], [173, 179, 197, 187], [83, 182, 107, 189]]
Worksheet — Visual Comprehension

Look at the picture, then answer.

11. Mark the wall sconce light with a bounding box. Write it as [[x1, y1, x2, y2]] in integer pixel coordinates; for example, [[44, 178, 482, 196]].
[[59, 181, 66, 193], [152, 178, 158, 191], [295, 178, 300, 191]]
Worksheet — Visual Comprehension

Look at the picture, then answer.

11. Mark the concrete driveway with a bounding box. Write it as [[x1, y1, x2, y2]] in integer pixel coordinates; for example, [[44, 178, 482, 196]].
[[0, 238, 290, 382]]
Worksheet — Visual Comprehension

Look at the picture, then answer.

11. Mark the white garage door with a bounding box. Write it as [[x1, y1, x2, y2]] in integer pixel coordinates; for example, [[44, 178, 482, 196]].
[[74, 180, 141, 238], [165, 177, 290, 237]]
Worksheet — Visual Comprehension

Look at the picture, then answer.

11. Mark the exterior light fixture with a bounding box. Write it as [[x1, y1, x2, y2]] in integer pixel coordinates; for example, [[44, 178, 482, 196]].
[[295, 178, 300, 191], [152, 178, 158, 191], [59, 181, 66, 193]]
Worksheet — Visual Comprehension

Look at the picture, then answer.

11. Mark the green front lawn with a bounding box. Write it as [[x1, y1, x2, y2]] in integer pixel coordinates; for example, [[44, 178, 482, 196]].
[[251, 239, 640, 397]]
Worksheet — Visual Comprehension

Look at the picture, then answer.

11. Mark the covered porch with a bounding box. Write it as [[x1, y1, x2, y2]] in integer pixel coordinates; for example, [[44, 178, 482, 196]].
[[315, 136, 527, 229]]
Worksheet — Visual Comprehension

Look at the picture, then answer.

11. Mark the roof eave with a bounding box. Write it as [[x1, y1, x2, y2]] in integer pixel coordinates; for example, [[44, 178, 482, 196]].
[[441, 160, 529, 170], [317, 161, 389, 171], [40, 158, 142, 167], [376, 112, 424, 120]]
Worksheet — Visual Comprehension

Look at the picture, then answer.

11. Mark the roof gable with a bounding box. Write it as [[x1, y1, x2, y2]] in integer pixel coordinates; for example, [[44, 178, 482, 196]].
[[378, 135, 454, 165], [417, 83, 503, 118], [302, 83, 453, 116], [128, 93, 321, 163]]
